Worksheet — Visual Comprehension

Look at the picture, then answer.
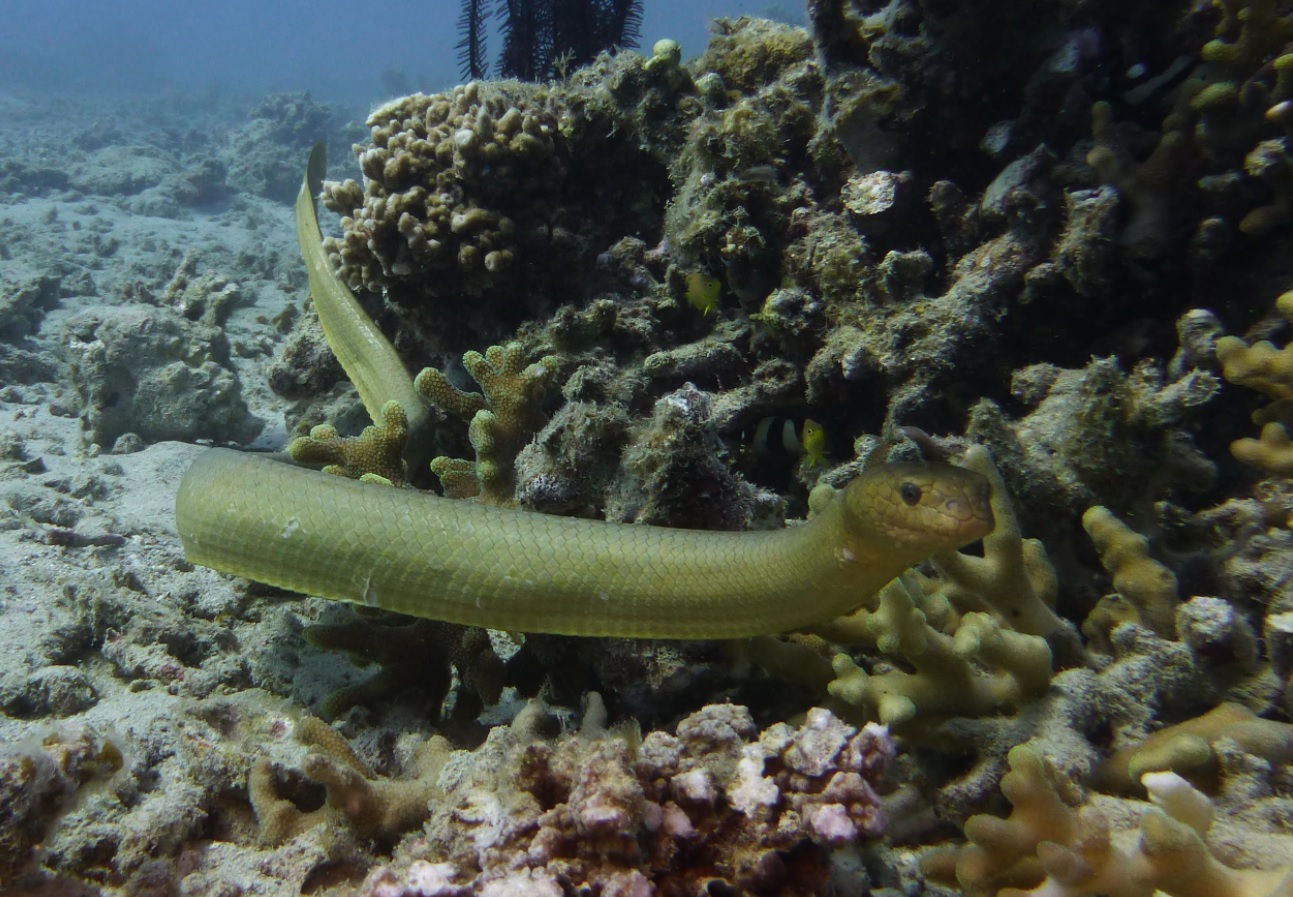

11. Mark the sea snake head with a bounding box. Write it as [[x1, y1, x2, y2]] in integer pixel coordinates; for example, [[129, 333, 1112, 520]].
[[840, 462, 995, 566]]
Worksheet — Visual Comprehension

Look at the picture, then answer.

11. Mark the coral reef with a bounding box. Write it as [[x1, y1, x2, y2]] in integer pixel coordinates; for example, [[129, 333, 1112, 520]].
[[345, 700, 893, 896], [12, 0, 1293, 892]]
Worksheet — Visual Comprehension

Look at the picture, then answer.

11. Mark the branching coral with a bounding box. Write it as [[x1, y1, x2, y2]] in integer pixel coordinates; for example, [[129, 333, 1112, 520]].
[[750, 446, 1062, 730], [288, 398, 411, 485], [414, 341, 557, 503], [1093, 702, 1293, 795], [1081, 505, 1180, 650], [925, 742, 1293, 897], [1217, 291, 1293, 475]]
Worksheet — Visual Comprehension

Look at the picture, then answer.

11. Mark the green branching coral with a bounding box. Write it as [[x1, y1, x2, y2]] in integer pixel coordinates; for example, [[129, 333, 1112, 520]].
[[1202, 0, 1293, 77], [414, 341, 558, 503], [288, 398, 411, 485], [1081, 504, 1180, 650], [823, 576, 1055, 728], [1093, 701, 1293, 795], [925, 742, 1293, 897]]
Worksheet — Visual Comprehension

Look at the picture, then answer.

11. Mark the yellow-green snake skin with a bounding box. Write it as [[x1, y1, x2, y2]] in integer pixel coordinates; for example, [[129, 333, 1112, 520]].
[[174, 144, 994, 638]]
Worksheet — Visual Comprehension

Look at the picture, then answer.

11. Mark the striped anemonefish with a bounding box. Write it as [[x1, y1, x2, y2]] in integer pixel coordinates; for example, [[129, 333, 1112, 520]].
[[753, 417, 826, 468]]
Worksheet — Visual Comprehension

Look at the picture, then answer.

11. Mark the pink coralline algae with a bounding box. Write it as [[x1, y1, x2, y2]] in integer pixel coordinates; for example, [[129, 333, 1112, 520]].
[[359, 704, 893, 897]]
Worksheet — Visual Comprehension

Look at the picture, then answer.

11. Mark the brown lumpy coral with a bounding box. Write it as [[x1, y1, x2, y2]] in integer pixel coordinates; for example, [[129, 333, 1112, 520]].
[[322, 83, 563, 303], [320, 72, 676, 345]]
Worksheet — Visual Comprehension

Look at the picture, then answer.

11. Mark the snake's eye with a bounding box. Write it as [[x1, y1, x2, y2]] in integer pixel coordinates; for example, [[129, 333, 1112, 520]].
[[899, 482, 922, 506]]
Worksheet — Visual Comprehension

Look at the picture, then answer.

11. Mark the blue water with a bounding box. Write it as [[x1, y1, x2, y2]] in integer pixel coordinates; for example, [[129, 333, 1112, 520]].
[[1, 0, 794, 104]]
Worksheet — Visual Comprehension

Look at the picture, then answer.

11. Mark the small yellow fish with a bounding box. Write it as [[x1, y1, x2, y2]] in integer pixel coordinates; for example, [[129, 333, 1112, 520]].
[[685, 273, 722, 315], [800, 419, 826, 468]]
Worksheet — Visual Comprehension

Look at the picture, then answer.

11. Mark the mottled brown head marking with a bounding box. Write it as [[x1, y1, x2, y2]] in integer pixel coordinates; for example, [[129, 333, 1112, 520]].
[[842, 462, 994, 558]]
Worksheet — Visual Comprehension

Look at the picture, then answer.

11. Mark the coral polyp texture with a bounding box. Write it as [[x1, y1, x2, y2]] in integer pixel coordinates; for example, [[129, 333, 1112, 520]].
[[322, 84, 560, 301], [318, 73, 673, 343]]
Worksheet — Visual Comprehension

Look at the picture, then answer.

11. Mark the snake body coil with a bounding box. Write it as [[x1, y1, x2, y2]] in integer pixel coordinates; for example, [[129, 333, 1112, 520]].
[[177, 450, 992, 637], [173, 144, 994, 638]]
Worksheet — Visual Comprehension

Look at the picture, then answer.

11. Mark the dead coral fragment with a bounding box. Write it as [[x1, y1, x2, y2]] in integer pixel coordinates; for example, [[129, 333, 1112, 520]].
[[397, 703, 890, 895], [415, 342, 556, 504], [249, 716, 449, 847], [303, 614, 504, 720]]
